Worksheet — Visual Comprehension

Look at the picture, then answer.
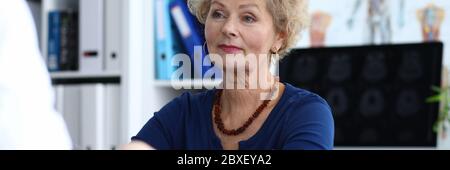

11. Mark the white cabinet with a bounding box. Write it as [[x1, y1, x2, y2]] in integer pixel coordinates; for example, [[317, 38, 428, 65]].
[[26, 0, 196, 149]]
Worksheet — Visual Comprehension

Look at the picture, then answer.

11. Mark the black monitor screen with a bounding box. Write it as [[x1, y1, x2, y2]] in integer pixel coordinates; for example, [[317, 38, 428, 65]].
[[280, 42, 443, 147]]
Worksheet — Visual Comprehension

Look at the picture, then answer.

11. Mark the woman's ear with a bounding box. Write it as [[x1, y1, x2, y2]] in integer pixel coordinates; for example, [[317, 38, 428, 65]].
[[272, 31, 287, 52]]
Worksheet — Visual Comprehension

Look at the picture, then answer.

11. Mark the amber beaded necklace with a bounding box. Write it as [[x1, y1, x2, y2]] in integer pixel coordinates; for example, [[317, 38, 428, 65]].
[[213, 85, 277, 136]]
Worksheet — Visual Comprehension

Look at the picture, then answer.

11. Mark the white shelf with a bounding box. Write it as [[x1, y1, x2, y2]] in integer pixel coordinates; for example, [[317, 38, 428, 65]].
[[154, 79, 223, 88], [50, 71, 121, 79]]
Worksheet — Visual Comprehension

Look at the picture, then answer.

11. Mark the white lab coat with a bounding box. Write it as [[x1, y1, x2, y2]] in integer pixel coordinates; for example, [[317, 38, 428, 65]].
[[0, 0, 72, 149]]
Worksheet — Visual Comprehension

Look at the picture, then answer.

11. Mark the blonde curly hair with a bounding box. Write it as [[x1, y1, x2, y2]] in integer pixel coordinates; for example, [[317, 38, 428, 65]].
[[187, 0, 309, 58]]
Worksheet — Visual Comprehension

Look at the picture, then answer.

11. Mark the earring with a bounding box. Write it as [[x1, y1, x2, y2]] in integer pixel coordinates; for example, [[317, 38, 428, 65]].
[[271, 49, 280, 62]]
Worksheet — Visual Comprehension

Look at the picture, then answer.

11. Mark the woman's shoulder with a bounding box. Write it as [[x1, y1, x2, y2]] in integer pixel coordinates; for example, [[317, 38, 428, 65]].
[[280, 83, 333, 124], [282, 83, 330, 109]]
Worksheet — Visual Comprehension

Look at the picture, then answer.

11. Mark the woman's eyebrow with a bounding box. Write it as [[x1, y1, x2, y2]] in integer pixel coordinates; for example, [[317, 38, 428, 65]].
[[211, 1, 260, 12], [239, 4, 260, 12]]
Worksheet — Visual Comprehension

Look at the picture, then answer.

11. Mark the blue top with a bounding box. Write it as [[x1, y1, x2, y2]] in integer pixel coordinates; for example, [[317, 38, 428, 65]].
[[132, 83, 334, 150]]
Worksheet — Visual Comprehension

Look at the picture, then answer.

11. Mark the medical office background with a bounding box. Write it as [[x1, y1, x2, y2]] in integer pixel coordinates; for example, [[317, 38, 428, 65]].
[[24, 0, 450, 150]]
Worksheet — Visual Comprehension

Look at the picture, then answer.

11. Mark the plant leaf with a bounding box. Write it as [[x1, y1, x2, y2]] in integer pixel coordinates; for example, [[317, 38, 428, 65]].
[[431, 86, 443, 93], [426, 94, 443, 103]]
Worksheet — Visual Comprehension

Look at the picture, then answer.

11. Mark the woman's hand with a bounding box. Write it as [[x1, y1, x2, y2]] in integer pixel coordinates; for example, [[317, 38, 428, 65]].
[[118, 141, 155, 150]]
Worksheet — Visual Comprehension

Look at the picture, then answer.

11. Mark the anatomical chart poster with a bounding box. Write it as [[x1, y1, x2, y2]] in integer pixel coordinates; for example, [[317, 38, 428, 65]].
[[297, 0, 449, 67]]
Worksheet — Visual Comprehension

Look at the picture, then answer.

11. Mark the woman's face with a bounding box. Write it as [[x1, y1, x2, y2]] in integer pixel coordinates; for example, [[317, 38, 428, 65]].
[[205, 0, 284, 73]]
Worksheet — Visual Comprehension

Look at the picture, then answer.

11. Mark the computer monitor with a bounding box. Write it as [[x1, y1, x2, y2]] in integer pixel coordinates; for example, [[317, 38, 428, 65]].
[[280, 42, 443, 147]]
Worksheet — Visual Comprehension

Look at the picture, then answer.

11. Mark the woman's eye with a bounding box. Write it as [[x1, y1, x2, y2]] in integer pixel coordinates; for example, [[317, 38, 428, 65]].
[[243, 15, 256, 23], [211, 11, 225, 19]]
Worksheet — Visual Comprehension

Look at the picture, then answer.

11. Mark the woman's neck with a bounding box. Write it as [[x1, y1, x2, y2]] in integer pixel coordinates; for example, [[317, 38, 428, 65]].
[[219, 74, 279, 126]]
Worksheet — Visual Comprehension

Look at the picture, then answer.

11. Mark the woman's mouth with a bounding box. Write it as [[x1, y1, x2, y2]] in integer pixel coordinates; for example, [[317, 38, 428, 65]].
[[218, 44, 243, 54]]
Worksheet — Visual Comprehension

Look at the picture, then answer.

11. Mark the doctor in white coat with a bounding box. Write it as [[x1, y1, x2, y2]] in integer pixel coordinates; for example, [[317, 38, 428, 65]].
[[0, 0, 72, 149]]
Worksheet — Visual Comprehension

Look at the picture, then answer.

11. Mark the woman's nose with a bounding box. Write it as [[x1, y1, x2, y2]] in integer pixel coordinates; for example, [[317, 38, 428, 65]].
[[221, 18, 238, 38]]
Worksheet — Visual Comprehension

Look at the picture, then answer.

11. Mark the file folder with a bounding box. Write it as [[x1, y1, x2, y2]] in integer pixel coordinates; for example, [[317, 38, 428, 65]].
[[155, 0, 176, 80], [80, 0, 104, 73], [80, 84, 105, 150], [104, 84, 120, 150], [105, 0, 121, 72], [47, 11, 61, 71], [169, 0, 212, 79], [61, 85, 82, 149]]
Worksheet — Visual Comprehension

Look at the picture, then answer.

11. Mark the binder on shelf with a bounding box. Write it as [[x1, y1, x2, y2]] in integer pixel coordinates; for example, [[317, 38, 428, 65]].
[[80, 0, 104, 73], [48, 10, 79, 72], [104, 0, 121, 73], [47, 11, 61, 72], [53, 85, 82, 149], [80, 84, 105, 150], [59, 10, 79, 71], [62, 85, 82, 149], [53, 84, 120, 150], [154, 0, 183, 80], [169, 0, 212, 79], [104, 84, 120, 150]]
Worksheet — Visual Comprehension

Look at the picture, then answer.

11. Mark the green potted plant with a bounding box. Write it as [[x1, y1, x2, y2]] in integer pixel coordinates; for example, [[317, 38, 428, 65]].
[[426, 86, 450, 149]]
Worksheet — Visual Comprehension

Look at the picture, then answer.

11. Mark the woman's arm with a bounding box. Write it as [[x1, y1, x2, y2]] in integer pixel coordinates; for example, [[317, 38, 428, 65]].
[[283, 100, 334, 150]]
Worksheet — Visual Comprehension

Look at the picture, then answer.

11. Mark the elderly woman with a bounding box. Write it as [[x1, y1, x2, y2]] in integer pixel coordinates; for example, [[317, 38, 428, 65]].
[[123, 0, 334, 150]]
